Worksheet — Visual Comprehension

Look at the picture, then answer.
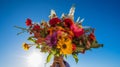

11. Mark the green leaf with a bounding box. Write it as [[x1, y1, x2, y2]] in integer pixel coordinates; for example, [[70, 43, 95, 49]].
[[91, 44, 103, 48], [64, 55, 67, 59], [36, 45, 40, 49], [90, 41, 103, 48], [14, 26, 28, 30], [76, 47, 84, 52], [14, 26, 28, 35], [51, 49, 56, 55], [27, 37, 36, 43], [16, 31, 26, 35], [46, 53, 52, 63], [72, 54, 79, 63]]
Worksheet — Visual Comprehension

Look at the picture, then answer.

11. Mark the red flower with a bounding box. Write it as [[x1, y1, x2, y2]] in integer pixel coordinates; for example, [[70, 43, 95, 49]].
[[72, 44, 76, 51], [63, 18, 74, 28], [70, 24, 84, 38], [89, 33, 96, 41], [26, 18, 32, 26], [32, 24, 40, 31], [49, 18, 61, 26]]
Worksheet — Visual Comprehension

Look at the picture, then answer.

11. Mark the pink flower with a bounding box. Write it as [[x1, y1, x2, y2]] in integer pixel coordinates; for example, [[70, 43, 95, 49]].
[[57, 30, 63, 35], [26, 18, 32, 26], [70, 24, 84, 38]]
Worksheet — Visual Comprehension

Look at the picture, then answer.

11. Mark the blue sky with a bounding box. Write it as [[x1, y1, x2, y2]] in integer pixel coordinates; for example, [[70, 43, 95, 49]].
[[0, 0, 120, 67]]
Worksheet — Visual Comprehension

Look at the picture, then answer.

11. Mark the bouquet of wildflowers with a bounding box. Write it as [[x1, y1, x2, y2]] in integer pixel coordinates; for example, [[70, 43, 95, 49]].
[[16, 6, 103, 64]]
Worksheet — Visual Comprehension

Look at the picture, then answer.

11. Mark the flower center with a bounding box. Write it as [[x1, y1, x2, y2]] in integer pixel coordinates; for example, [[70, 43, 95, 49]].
[[62, 44, 67, 49]]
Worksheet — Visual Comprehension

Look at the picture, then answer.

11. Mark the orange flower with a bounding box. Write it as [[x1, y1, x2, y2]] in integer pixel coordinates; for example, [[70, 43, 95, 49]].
[[48, 27, 54, 35], [55, 26, 65, 31], [68, 30, 74, 38]]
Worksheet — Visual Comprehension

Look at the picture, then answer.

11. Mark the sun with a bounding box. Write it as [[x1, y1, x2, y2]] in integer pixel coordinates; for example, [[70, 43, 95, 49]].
[[26, 49, 46, 67]]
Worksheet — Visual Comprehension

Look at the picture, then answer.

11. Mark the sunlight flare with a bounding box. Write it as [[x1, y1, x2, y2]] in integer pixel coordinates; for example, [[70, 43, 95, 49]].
[[26, 49, 45, 67]]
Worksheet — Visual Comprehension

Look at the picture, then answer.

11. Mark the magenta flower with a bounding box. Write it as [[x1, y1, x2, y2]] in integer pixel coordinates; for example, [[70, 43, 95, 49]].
[[70, 24, 84, 38], [45, 32, 57, 47]]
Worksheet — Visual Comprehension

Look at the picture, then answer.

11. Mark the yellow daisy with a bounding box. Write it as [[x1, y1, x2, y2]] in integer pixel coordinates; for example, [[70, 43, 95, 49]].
[[22, 43, 30, 51]]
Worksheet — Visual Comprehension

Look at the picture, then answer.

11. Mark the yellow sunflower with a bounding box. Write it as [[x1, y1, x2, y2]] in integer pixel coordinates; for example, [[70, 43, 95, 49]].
[[22, 43, 30, 51], [57, 36, 72, 54]]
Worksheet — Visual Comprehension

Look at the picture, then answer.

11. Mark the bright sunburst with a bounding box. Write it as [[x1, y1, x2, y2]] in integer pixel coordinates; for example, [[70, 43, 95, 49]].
[[26, 49, 46, 67]]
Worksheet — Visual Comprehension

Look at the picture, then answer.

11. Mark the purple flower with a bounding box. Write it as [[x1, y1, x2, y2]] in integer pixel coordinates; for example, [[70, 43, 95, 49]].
[[45, 32, 57, 47]]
